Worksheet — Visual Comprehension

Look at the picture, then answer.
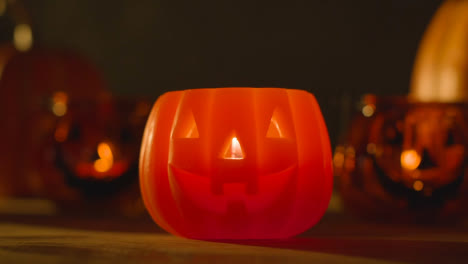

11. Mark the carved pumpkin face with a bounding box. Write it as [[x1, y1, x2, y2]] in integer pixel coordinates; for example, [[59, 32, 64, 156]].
[[0, 49, 109, 197], [140, 88, 333, 239], [336, 0, 468, 220], [47, 98, 149, 198], [369, 105, 467, 195], [399, 106, 465, 191], [335, 97, 468, 219], [169, 89, 298, 214]]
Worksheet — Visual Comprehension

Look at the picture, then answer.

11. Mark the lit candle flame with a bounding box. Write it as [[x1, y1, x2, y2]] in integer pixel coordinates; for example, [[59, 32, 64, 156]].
[[224, 137, 244, 160], [94, 142, 114, 173], [401, 149, 421, 170]]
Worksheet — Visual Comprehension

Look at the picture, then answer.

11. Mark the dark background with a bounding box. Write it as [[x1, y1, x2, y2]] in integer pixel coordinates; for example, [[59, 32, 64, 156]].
[[15, 0, 444, 144]]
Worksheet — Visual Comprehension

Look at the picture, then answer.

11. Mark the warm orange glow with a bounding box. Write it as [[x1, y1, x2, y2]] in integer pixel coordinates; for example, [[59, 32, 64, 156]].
[[53, 91, 68, 102], [93, 158, 113, 173], [97, 142, 113, 160], [51, 91, 68, 117], [413, 180, 424, 191], [366, 143, 377, 154], [410, 0, 468, 102], [401, 149, 421, 170], [13, 24, 33, 52], [52, 102, 67, 116], [140, 88, 334, 239], [267, 117, 283, 138], [176, 111, 199, 138], [186, 122, 199, 138], [266, 108, 290, 139], [223, 136, 244, 160], [362, 104, 375, 117], [93, 142, 114, 173], [333, 152, 345, 168], [54, 122, 69, 142], [345, 146, 355, 157]]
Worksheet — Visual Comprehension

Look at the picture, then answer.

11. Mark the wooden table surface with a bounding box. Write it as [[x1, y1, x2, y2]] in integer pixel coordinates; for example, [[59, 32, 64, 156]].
[[1, 210, 468, 264]]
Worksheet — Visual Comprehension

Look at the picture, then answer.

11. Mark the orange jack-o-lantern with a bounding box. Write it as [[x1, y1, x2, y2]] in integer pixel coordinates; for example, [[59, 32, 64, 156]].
[[335, 96, 468, 220], [44, 98, 150, 204], [140, 88, 333, 239], [335, 0, 468, 221], [0, 49, 109, 198], [44, 98, 130, 199], [384, 106, 466, 192]]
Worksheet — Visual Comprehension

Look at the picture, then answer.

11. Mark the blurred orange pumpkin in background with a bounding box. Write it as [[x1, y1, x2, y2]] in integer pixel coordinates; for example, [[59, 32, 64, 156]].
[[0, 0, 149, 216], [0, 0, 32, 199], [0, 48, 150, 216], [334, 0, 468, 222], [43, 96, 150, 215], [335, 95, 468, 221], [0, 49, 110, 198]]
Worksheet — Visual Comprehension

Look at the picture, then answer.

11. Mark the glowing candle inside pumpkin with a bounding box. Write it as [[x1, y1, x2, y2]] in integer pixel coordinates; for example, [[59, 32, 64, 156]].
[[140, 88, 333, 239], [401, 149, 421, 170], [223, 136, 244, 160], [94, 142, 114, 173]]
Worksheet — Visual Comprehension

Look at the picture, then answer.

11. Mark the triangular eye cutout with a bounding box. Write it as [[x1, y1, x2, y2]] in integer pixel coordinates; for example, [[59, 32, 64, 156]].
[[222, 136, 245, 160], [174, 111, 199, 138], [185, 116, 199, 138], [267, 108, 285, 138]]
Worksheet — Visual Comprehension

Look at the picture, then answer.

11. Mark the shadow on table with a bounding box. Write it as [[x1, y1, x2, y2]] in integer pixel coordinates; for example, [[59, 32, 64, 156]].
[[215, 236, 467, 264], [212, 214, 468, 264]]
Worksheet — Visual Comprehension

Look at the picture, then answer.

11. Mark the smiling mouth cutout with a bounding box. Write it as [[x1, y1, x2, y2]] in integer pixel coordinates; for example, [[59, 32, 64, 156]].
[[168, 163, 297, 214], [73, 142, 130, 179], [53, 143, 138, 197]]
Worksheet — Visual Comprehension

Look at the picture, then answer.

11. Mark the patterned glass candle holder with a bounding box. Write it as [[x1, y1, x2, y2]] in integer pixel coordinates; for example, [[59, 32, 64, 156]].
[[140, 88, 333, 239]]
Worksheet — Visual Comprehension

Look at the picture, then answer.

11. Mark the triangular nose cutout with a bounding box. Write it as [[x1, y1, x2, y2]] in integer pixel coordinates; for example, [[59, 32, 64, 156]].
[[223, 136, 245, 160]]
